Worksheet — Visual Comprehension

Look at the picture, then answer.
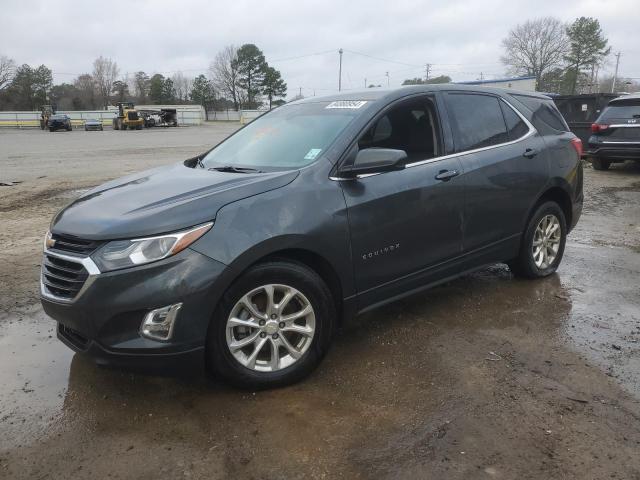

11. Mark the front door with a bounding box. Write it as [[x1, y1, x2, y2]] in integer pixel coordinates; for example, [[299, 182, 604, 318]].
[[339, 95, 465, 308]]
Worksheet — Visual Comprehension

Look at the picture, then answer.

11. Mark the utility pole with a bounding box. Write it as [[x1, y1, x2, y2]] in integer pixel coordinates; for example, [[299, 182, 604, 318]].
[[611, 51, 621, 94], [425, 63, 431, 81], [338, 48, 343, 91], [385, 71, 389, 87], [364, 78, 367, 88], [299, 86, 302, 97]]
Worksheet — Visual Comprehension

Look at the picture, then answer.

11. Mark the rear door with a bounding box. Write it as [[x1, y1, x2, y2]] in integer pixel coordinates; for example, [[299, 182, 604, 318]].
[[443, 92, 547, 255]]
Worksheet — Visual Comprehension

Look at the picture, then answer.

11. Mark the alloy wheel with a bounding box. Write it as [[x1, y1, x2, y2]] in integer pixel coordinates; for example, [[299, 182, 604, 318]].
[[225, 284, 316, 372], [532, 214, 561, 269]]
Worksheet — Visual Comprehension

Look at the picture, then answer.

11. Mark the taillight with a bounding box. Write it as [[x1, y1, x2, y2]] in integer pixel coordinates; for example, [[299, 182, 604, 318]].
[[591, 123, 609, 133], [570, 137, 583, 158]]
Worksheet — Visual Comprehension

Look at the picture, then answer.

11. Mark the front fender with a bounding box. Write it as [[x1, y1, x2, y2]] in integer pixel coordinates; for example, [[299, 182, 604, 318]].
[[190, 170, 355, 300]]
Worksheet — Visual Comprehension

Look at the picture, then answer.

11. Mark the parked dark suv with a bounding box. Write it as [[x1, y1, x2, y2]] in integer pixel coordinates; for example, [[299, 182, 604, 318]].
[[48, 114, 72, 132], [41, 85, 583, 388], [588, 94, 640, 170]]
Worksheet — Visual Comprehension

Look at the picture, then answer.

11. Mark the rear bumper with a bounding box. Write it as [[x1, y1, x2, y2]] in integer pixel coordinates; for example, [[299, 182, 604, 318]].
[[587, 144, 640, 161]]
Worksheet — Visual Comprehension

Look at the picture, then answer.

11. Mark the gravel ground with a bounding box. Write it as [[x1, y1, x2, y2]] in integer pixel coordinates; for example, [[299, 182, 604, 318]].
[[1, 126, 639, 479]]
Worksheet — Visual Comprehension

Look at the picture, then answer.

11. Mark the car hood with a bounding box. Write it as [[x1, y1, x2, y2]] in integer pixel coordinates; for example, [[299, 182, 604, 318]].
[[51, 163, 298, 240]]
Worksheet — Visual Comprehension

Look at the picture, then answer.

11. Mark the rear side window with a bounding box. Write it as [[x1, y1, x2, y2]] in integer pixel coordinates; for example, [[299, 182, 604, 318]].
[[500, 101, 529, 140], [599, 100, 640, 122], [446, 93, 508, 152], [512, 94, 569, 132]]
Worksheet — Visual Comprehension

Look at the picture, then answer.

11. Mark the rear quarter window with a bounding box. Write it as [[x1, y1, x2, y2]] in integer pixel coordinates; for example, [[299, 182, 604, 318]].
[[511, 94, 569, 133]]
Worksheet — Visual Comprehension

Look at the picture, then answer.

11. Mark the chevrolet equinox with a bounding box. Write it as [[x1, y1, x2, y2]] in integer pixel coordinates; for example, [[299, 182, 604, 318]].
[[41, 85, 583, 388]]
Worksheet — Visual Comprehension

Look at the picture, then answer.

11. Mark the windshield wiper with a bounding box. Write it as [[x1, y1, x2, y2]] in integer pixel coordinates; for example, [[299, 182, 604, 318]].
[[209, 166, 264, 174]]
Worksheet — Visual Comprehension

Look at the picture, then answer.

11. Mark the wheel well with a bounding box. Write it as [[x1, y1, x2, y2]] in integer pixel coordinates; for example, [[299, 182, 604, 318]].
[[258, 249, 344, 323], [535, 187, 572, 227]]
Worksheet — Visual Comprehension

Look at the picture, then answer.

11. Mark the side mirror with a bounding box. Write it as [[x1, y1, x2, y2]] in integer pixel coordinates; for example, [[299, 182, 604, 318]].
[[339, 148, 407, 178]]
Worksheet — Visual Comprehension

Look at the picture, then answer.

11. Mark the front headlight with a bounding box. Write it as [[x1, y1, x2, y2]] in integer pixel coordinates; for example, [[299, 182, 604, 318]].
[[91, 222, 213, 272]]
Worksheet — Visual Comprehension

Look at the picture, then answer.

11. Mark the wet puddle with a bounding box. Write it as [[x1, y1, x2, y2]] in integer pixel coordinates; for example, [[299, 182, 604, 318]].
[[0, 307, 73, 450]]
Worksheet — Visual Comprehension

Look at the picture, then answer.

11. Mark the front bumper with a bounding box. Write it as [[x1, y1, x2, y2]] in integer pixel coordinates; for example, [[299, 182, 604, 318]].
[[41, 247, 227, 369]]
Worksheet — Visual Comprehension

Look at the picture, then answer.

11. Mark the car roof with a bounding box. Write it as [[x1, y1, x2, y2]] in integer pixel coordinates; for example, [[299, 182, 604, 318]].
[[609, 93, 640, 104], [292, 84, 550, 106]]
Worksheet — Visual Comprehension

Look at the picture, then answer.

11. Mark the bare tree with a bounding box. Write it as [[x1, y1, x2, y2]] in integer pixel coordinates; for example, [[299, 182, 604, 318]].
[[210, 45, 240, 110], [501, 17, 569, 87], [0, 55, 16, 90], [74, 73, 98, 109], [171, 72, 193, 102], [93, 56, 119, 109]]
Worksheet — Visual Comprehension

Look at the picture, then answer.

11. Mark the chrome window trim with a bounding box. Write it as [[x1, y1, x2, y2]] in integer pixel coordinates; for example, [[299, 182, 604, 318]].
[[598, 140, 640, 145], [331, 97, 537, 180], [40, 249, 101, 304], [605, 124, 640, 128]]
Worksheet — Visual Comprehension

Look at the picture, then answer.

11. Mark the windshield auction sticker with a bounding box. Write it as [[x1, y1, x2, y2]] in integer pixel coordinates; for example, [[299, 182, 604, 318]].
[[326, 100, 368, 109], [304, 148, 322, 160]]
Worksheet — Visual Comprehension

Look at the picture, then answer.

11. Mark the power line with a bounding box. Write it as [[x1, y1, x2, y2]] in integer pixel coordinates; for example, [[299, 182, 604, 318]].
[[343, 49, 423, 68]]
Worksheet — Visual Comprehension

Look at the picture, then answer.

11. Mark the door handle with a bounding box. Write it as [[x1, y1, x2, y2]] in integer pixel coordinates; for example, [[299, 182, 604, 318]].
[[435, 169, 459, 182], [523, 148, 538, 159]]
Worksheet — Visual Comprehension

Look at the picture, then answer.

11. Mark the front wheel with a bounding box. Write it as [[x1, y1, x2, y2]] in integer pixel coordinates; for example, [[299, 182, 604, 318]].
[[508, 201, 567, 278], [207, 260, 336, 389]]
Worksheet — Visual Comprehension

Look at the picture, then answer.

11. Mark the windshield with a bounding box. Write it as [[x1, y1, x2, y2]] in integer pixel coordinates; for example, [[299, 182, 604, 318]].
[[201, 102, 361, 170]]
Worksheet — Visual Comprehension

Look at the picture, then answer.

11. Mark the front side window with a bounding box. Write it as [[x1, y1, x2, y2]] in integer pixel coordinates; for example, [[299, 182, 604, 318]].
[[201, 102, 360, 170], [446, 93, 509, 152], [357, 97, 439, 163]]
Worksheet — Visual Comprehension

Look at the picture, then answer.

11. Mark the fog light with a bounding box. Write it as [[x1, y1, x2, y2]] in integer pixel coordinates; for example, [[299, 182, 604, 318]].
[[140, 303, 182, 341]]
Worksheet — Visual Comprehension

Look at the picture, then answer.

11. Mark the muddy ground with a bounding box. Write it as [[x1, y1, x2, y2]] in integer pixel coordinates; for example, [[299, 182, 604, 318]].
[[0, 126, 639, 479]]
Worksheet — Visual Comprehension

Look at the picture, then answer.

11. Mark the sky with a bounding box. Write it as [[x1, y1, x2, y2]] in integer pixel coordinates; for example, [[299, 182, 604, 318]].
[[1, 0, 639, 97]]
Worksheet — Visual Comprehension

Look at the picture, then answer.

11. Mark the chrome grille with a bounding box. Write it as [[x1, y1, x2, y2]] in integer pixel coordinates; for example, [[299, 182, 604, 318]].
[[42, 254, 89, 300], [50, 233, 101, 255]]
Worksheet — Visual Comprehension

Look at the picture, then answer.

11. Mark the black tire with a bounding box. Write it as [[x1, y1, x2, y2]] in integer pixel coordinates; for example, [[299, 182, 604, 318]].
[[122, 123, 128, 130], [49, 127, 54, 132], [207, 260, 336, 389], [508, 201, 567, 278], [592, 158, 611, 171]]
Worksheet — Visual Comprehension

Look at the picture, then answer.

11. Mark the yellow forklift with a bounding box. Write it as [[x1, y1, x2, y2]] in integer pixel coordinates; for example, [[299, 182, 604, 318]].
[[40, 105, 55, 130], [112, 102, 144, 130]]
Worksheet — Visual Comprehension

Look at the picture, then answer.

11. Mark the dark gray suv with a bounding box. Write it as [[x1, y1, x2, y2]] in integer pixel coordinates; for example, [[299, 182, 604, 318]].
[[41, 85, 583, 388], [588, 94, 640, 170]]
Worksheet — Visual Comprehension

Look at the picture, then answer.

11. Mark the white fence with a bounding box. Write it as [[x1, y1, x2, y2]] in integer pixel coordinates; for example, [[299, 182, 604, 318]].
[[0, 106, 268, 128], [0, 105, 206, 128], [206, 109, 265, 123]]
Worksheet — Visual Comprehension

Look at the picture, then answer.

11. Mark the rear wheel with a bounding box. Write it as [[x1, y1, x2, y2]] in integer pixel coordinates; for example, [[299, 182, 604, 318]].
[[508, 201, 567, 278], [207, 260, 335, 389], [592, 158, 611, 171]]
